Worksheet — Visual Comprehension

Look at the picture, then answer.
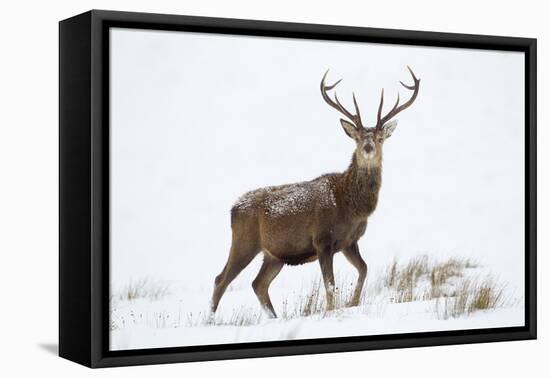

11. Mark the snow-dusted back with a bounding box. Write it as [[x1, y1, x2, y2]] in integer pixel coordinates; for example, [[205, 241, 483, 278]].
[[234, 175, 337, 217]]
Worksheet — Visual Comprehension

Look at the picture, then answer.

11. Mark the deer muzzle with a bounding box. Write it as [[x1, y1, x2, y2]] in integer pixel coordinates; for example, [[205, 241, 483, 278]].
[[364, 143, 375, 155]]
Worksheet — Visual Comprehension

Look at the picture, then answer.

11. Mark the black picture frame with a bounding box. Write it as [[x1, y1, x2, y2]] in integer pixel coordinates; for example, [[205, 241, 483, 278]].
[[59, 9, 537, 368]]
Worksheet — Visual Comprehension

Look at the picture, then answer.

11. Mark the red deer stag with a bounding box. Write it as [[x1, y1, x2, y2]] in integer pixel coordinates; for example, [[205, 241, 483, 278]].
[[211, 67, 420, 318]]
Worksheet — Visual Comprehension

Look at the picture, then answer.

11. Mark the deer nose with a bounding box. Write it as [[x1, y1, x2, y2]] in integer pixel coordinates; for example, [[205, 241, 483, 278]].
[[364, 143, 375, 154]]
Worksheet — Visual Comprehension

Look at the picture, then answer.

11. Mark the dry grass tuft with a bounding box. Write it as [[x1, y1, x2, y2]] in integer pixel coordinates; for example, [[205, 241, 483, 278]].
[[112, 278, 170, 302], [436, 277, 506, 319], [378, 256, 480, 304], [468, 278, 505, 312], [430, 258, 478, 298], [224, 307, 263, 326], [383, 256, 430, 302], [205, 307, 263, 327], [281, 278, 354, 319]]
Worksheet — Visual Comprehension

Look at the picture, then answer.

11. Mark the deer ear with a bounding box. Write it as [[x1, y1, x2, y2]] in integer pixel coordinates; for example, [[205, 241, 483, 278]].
[[340, 119, 359, 139], [382, 120, 398, 139]]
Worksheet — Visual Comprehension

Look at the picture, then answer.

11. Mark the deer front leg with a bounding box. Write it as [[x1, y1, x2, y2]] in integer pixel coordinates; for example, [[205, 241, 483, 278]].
[[316, 241, 336, 312], [342, 242, 367, 307]]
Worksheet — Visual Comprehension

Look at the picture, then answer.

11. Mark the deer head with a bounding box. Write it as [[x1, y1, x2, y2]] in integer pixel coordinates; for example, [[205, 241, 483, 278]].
[[321, 66, 420, 167]]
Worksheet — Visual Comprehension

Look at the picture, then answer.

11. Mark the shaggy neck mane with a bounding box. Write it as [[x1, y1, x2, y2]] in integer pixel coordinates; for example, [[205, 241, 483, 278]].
[[338, 154, 382, 218]]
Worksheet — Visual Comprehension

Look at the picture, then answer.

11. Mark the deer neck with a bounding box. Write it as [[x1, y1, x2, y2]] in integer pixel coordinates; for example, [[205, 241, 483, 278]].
[[340, 154, 382, 218]]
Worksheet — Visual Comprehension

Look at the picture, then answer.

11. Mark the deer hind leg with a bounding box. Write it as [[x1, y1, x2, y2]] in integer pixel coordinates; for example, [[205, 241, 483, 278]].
[[342, 242, 368, 307], [252, 254, 284, 318], [211, 242, 259, 314]]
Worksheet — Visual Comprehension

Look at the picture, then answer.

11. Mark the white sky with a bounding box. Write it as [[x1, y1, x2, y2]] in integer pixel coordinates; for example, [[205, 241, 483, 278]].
[[109, 28, 525, 296]]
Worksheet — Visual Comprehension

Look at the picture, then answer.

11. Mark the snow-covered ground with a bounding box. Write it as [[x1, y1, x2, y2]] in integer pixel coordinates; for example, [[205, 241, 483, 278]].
[[111, 302, 522, 351], [110, 257, 524, 351]]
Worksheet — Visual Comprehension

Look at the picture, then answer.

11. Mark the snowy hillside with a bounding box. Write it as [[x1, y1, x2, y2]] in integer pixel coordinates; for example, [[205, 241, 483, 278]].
[[110, 256, 524, 350]]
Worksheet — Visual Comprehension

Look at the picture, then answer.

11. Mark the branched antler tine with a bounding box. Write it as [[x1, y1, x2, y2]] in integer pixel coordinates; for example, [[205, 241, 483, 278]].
[[377, 66, 420, 127], [321, 70, 342, 91], [389, 92, 400, 114], [352, 92, 362, 126], [321, 69, 330, 83], [334, 93, 355, 121], [320, 70, 363, 128], [325, 79, 342, 91], [320, 74, 344, 115], [406, 65, 418, 81], [376, 88, 384, 128], [400, 81, 416, 90]]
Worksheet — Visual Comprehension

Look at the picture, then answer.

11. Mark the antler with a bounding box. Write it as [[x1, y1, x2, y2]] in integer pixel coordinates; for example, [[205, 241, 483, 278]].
[[376, 66, 420, 129], [320, 70, 364, 130]]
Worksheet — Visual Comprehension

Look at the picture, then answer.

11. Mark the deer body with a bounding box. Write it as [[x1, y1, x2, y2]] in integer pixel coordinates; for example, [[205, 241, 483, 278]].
[[211, 67, 420, 318], [233, 161, 380, 265]]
